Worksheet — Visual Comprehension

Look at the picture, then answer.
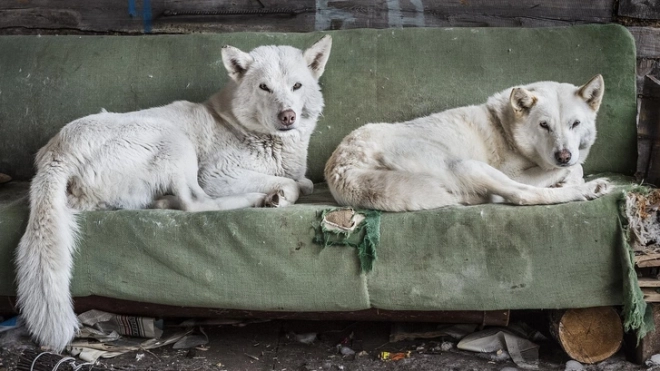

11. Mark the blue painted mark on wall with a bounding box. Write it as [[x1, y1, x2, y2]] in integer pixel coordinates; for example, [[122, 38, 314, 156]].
[[128, 0, 152, 33], [143, 0, 153, 33], [128, 0, 138, 17]]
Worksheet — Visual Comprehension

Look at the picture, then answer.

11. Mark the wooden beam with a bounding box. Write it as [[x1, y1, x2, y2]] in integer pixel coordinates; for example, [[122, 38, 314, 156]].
[[638, 278, 660, 288], [619, 0, 660, 20], [0, 0, 146, 34], [628, 304, 660, 364], [0, 0, 617, 34], [637, 76, 660, 186], [643, 288, 660, 302], [628, 27, 660, 59], [635, 253, 660, 268], [637, 59, 660, 95], [0, 295, 511, 327]]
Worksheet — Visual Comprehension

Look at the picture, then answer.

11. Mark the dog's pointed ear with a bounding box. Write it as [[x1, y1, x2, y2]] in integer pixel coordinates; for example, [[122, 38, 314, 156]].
[[577, 74, 605, 111], [509, 87, 537, 115], [221, 45, 254, 82], [304, 35, 332, 80]]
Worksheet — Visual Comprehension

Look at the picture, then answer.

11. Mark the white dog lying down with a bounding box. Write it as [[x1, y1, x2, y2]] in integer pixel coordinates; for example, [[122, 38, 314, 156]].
[[325, 75, 611, 211], [16, 36, 332, 352]]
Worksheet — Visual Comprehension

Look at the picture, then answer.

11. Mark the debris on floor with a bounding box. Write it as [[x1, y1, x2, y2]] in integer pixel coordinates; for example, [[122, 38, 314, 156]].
[[0, 317, 652, 370], [379, 351, 411, 361], [69, 310, 192, 362], [457, 326, 540, 369], [564, 359, 584, 370], [440, 341, 454, 351], [287, 331, 317, 344], [172, 330, 209, 350], [646, 353, 660, 367], [389, 321, 543, 369], [17, 349, 106, 371], [335, 332, 356, 357], [77, 309, 162, 338], [337, 344, 355, 356]]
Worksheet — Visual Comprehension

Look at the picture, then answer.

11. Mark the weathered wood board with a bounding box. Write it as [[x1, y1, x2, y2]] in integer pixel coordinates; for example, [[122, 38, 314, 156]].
[[619, 0, 660, 20], [637, 76, 660, 186], [0, 0, 619, 34], [629, 304, 660, 364], [0, 1, 655, 64], [629, 27, 660, 59], [638, 59, 660, 94]]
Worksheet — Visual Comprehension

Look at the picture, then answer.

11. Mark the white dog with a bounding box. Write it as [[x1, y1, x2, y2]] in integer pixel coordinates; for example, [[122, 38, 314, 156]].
[[325, 75, 611, 211], [16, 35, 332, 351]]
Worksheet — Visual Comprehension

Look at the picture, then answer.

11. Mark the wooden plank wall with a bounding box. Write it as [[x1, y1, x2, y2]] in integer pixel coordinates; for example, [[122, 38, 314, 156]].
[[0, 1, 622, 33]]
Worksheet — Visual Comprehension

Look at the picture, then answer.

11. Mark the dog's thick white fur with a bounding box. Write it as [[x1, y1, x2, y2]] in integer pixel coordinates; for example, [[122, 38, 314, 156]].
[[325, 75, 611, 211], [16, 36, 332, 352]]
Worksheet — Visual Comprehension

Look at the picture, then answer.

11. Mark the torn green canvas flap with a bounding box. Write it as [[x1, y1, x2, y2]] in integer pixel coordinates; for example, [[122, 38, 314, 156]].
[[313, 208, 381, 273]]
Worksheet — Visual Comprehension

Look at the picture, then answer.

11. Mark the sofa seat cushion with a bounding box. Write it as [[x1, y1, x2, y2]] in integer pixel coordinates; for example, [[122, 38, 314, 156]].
[[0, 176, 635, 312]]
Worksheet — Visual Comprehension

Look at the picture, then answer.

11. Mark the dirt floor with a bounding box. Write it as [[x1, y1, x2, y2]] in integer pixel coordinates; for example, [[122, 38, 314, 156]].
[[1, 318, 659, 371]]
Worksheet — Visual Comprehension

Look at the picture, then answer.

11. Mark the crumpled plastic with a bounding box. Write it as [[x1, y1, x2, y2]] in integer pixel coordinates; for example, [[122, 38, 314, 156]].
[[457, 326, 540, 370]]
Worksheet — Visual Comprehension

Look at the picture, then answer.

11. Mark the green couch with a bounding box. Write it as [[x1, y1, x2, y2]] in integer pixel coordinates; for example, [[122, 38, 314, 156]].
[[0, 25, 645, 329]]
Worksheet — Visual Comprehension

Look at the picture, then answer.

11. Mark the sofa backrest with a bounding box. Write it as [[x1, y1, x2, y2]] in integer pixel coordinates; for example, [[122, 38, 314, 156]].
[[0, 24, 637, 182]]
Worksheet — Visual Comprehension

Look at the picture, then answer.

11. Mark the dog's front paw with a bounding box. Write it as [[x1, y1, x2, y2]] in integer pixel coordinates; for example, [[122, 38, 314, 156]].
[[580, 178, 612, 200], [552, 166, 585, 188], [297, 178, 314, 196], [263, 189, 289, 208]]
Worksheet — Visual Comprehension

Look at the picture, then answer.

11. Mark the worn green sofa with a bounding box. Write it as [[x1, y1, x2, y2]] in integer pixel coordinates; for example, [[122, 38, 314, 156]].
[[0, 25, 645, 330]]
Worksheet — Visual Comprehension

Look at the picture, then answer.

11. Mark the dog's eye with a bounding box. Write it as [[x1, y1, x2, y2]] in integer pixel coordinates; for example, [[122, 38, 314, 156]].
[[293, 82, 302, 91], [259, 83, 271, 92], [539, 121, 550, 130], [572, 120, 580, 129]]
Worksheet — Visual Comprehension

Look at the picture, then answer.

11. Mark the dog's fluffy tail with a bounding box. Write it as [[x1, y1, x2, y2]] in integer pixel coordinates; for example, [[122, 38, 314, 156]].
[[326, 167, 462, 212], [15, 151, 79, 352]]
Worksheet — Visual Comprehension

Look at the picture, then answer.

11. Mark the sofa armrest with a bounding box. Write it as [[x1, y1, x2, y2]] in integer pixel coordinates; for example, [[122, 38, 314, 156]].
[[637, 75, 660, 186]]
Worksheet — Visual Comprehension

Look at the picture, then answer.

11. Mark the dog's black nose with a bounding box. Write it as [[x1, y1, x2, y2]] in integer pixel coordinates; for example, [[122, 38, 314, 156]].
[[278, 109, 296, 126], [555, 149, 572, 165]]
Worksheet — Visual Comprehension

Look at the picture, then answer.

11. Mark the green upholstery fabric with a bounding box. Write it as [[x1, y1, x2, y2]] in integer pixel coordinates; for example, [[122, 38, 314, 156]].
[[0, 25, 640, 313], [368, 187, 626, 310], [0, 179, 634, 311], [0, 24, 637, 182]]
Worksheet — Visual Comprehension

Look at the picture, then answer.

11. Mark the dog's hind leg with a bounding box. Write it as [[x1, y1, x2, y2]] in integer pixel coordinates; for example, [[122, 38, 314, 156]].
[[152, 139, 267, 211], [328, 168, 467, 212], [201, 169, 306, 208], [154, 151, 265, 211], [451, 160, 611, 205], [158, 175, 265, 211]]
